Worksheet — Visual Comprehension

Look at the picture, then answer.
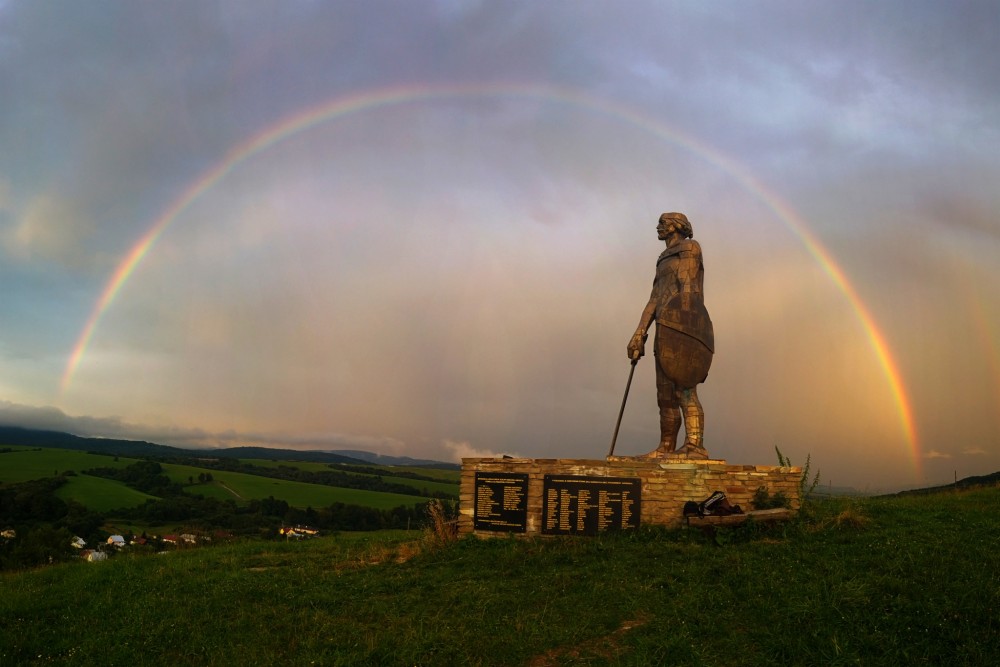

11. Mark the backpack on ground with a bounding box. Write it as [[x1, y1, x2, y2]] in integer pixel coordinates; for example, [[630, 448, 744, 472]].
[[686, 490, 743, 517]]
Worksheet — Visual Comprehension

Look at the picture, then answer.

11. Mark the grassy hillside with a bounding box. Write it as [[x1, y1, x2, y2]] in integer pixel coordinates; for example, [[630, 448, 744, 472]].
[[0, 449, 158, 512], [3, 487, 998, 665], [2, 448, 452, 512], [161, 463, 429, 509], [372, 474, 458, 497], [242, 458, 460, 484], [0, 447, 135, 483], [54, 474, 159, 512], [376, 465, 461, 483], [239, 458, 337, 473], [239, 459, 460, 496]]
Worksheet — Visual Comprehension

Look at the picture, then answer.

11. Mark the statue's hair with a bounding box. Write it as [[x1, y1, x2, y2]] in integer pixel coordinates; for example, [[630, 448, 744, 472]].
[[659, 212, 693, 238]]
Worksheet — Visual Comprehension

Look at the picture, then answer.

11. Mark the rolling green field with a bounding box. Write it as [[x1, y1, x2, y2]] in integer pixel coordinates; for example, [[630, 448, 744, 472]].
[[241, 458, 461, 494], [356, 464, 461, 483], [239, 458, 338, 473], [373, 474, 458, 497], [0, 447, 136, 483], [0, 449, 158, 511], [2, 447, 455, 512], [54, 474, 158, 512], [2, 488, 998, 665], [162, 463, 430, 510]]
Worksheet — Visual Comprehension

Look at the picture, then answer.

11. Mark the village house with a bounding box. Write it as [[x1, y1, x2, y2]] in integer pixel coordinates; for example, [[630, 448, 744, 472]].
[[80, 549, 107, 562], [279, 525, 320, 539]]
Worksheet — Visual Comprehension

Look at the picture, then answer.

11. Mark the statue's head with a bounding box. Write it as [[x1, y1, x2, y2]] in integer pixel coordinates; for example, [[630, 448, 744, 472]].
[[658, 212, 693, 238]]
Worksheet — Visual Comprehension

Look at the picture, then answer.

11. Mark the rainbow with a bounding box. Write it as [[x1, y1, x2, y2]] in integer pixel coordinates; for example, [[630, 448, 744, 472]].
[[59, 82, 921, 476]]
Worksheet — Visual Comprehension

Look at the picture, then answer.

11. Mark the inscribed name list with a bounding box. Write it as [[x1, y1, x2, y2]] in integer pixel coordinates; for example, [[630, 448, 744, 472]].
[[474, 472, 528, 532], [542, 475, 640, 535]]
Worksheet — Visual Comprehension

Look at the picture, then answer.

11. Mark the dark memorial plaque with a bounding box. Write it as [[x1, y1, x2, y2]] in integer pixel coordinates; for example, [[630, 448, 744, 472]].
[[474, 472, 529, 533], [542, 475, 641, 535]]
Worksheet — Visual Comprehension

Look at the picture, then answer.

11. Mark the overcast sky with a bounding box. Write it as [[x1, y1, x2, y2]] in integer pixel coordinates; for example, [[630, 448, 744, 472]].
[[1, 1, 998, 490]]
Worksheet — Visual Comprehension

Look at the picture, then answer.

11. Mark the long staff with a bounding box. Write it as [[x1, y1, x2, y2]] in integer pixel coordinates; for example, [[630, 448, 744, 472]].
[[607, 359, 639, 457]]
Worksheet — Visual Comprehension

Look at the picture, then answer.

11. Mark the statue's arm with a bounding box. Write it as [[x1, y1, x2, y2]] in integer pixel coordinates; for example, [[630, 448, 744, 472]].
[[627, 286, 657, 360], [674, 243, 703, 289], [635, 295, 656, 336]]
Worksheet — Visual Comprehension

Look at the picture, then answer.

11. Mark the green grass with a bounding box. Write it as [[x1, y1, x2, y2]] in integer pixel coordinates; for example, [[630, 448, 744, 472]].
[[1, 447, 436, 512], [3, 487, 999, 665], [374, 474, 457, 497], [238, 459, 460, 483], [54, 474, 158, 512], [350, 463, 462, 483], [239, 458, 337, 473], [237, 459, 460, 496], [161, 463, 428, 510], [0, 448, 136, 483]]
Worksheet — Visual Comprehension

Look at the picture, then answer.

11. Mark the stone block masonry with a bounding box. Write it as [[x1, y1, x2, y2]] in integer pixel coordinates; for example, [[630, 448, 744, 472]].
[[460, 457, 803, 537]]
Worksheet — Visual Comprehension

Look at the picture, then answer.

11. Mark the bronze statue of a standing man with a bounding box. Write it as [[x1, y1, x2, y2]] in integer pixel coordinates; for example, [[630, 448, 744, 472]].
[[627, 212, 714, 459]]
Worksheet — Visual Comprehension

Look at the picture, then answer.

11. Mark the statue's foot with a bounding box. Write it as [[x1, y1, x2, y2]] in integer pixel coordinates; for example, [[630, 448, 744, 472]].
[[680, 442, 709, 460], [639, 441, 676, 459]]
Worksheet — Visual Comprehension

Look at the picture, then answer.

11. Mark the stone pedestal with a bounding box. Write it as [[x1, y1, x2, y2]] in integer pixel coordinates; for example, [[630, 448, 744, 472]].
[[460, 457, 803, 537]]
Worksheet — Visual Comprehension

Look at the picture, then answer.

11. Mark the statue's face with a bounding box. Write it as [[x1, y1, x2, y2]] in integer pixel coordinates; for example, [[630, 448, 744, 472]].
[[656, 218, 673, 240]]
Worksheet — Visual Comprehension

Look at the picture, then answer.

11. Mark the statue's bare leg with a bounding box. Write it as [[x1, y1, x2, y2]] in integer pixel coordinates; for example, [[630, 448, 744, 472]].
[[679, 387, 709, 459], [642, 361, 681, 457]]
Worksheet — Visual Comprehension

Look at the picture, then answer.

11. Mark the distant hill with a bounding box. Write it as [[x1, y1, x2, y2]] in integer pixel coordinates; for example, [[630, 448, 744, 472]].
[[0, 425, 455, 469], [202, 446, 367, 465], [329, 450, 461, 470], [884, 470, 1000, 497], [0, 425, 196, 459], [809, 485, 871, 498]]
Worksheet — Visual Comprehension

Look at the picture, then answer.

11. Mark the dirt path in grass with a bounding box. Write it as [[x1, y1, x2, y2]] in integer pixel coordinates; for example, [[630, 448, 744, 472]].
[[527, 616, 649, 666], [218, 481, 243, 500]]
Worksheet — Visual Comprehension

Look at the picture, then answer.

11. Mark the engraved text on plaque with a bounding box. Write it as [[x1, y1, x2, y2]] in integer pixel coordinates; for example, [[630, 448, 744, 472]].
[[542, 475, 640, 535], [474, 472, 529, 532]]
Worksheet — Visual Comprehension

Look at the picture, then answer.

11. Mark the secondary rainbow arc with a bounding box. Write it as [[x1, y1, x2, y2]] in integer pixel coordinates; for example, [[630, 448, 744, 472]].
[[59, 82, 921, 477]]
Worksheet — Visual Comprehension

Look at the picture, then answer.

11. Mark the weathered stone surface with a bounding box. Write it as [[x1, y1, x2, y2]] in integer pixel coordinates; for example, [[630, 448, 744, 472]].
[[460, 457, 803, 536]]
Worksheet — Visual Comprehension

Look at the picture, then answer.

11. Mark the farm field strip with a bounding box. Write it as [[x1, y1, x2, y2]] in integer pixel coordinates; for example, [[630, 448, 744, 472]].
[[385, 465, 460, 482], [2, 447, 438, 512], [54, 474, 157, 512], [235, 459, 459, 495], [160, 463, 429, 510], [371, 475, 457, 496], [237, 459, 332, 472], [341, 463, 461, 482], [0, 448, 137, 483], [242, 459, 460, 484], [238, 459, 335, 473]]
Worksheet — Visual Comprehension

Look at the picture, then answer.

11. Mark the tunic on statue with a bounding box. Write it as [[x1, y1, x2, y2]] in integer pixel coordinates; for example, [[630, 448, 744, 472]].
[[651, 238, 714, 389]]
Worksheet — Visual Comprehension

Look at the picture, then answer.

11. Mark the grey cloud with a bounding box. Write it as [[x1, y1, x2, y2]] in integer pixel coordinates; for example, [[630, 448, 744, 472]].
[[0, 400, 133, 437], [921, 194, 1000, 242], [0, 399, 410, 455], [1, 1, 998, 490], [570, 2, 1000, 179]]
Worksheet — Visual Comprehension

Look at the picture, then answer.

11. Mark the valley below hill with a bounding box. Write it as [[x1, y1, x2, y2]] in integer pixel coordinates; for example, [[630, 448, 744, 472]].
[[2, 485, 998, 665]]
